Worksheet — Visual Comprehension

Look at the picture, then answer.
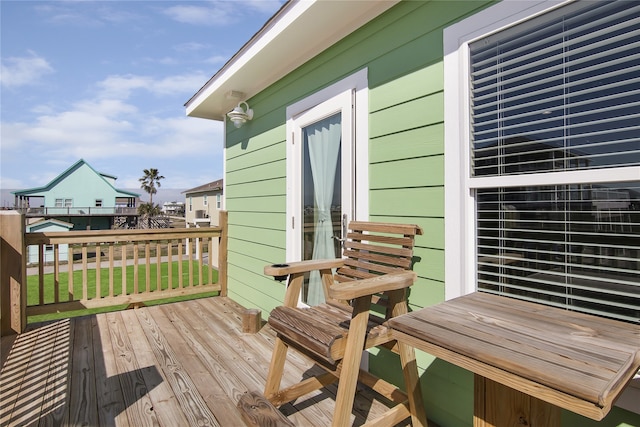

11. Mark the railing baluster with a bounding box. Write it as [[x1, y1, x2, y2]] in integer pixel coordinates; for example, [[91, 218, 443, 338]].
[[208, 238, 213, 285], [145, 242, 151, 294], [156, 242, 162, 292], [121, 244, 127, 296], [133, 243, 139, 295], [168, 241, 173, 291], [96, 243, 101, 300], [178, 240, 183, 289], [82, 243, 88, 300], [38, 244, 44, 306], [108, 243, 114, 298], [188, 238, 193, 288], [198, 238, 203, 286], [54, 244, 60, 303], [68, 245, 74, 301]]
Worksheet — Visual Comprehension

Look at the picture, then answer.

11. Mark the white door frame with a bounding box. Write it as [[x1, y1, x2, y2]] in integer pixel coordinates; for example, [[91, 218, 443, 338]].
[[285, 68, 369, 263]]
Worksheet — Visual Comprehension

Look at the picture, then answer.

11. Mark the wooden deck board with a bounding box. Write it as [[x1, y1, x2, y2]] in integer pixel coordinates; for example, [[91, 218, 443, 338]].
[[119, 309, 186, 427], [1, 297, 397, 426], [93, 314, 129, 427]]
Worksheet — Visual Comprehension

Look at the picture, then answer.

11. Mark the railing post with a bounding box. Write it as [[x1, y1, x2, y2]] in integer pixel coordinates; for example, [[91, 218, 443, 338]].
[[218, 210, 228, 297], [1, 211, 27, 336]]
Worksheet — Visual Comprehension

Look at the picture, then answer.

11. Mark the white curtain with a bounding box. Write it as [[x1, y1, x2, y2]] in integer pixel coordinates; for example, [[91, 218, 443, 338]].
[[305, 114, 341, 306]]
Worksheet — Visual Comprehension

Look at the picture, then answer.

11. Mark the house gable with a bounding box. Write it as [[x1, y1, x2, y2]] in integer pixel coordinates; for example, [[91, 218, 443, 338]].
[[13, 159, 139, 207]]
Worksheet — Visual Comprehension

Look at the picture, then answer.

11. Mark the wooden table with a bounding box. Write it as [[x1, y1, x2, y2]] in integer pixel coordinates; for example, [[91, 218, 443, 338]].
[[389, 292, 640, 426]]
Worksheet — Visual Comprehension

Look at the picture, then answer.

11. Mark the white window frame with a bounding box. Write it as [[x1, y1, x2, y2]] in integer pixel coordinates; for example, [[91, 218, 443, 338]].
[[216, 194, 222, 209], [443, 0, 640, 412], [55, 198, 73, 208], [203, 195, 208, 206]]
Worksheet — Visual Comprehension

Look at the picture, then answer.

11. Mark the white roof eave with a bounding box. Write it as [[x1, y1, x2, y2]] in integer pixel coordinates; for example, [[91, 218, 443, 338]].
[[185, 0, 398, 121]]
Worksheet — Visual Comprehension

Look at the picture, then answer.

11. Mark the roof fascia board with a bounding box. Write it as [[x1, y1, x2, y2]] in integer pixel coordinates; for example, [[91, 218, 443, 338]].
[[13, 159, 86, 196]]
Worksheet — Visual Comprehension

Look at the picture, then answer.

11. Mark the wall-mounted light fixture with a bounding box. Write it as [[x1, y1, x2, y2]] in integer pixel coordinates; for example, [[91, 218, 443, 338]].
[[226, 101, 253, 128]]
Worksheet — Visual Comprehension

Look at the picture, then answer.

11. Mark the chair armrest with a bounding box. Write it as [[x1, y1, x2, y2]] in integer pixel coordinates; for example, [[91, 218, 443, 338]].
[[328, 271, 417, 301], [264, 259, 345, 278]]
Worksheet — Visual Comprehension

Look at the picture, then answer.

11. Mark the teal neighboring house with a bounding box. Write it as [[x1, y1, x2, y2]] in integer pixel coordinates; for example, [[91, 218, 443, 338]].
[[14, 159, 140, 230], [186, 1, 639, 426]]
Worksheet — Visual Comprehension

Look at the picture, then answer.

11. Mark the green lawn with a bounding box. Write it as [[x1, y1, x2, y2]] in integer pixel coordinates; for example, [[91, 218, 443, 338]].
[[27, 260, 218, 323]]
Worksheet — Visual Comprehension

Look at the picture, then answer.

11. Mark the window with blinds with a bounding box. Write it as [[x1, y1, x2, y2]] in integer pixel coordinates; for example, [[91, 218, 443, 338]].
[[470, 0, 639, 323]]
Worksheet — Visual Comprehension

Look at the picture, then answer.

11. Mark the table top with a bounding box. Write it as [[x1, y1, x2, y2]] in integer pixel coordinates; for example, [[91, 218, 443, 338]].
[[389, 292, 640, 420]]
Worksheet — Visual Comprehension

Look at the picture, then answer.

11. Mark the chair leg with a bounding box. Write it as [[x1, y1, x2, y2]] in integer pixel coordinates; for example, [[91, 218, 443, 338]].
[[332, 296, 370, 427], [265, 335, 289, 399], [389, 288, 428, 426]]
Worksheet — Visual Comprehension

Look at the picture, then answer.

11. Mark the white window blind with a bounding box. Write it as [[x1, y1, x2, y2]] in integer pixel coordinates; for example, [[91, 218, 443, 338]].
[[470, 0, 640, 177], [477, 183, 639, 322], [470, 0, 640, 323]]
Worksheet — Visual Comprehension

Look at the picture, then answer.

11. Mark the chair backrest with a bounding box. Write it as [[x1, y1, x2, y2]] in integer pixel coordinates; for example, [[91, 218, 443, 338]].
[[334, 221, 423, 284]]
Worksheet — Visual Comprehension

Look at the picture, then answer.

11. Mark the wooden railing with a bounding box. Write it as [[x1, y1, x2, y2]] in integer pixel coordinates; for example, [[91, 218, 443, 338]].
[[0, 211, 227, 334]]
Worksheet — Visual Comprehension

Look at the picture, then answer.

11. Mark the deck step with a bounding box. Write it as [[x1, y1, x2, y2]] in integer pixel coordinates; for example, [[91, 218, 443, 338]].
[[237, 391, 294, 427]]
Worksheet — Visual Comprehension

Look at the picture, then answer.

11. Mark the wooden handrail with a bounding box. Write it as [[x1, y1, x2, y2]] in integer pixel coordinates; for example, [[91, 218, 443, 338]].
[[24, 226, 221, 245]]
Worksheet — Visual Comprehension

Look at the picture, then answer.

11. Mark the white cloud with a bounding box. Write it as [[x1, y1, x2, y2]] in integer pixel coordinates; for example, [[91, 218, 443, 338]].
[[0, 52, 54, 88], [175, 42, 209, 52], [162, 1, 282, 27], [35, 3, 143, 28], [244, 0, 285, 14], [2, 96, 221, 164], [205, 55, 229, 65], [163, 2, 235, 26], [97, 75, 152, 99], [2, 98, 137, 158], [97, 72, 210, 99], [139, 116, 222, 156], [0, 176, 24, 189]]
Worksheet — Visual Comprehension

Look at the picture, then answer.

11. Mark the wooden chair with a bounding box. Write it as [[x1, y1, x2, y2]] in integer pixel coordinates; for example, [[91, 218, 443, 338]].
[[260, 221, 428, 427]]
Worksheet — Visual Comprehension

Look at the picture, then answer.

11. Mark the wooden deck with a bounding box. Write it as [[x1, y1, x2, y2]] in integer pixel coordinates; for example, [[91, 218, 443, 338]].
[[1, 297, 401, 426]]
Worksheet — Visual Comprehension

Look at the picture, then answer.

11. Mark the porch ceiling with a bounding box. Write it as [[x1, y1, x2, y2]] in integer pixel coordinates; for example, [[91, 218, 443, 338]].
[[185, 0, 399, 121]]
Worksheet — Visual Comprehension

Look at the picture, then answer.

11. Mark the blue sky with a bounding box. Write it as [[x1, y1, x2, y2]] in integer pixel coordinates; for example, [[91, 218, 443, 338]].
[[1, 0, 283, 204]]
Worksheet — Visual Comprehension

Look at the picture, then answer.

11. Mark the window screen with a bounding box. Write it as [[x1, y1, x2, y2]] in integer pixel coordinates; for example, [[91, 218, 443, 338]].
[[470, 0, 640, 323]]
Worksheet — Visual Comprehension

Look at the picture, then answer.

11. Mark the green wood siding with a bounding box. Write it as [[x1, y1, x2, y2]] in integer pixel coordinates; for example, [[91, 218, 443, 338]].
[[219, 1, 640, 426]]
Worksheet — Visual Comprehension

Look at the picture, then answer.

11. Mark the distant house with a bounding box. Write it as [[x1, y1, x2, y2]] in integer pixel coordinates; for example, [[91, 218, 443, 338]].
[[162, 201, 185, 216], [183, 179, 223, 227], [25, 218, 73, 264], [13, 159, 139, 230]]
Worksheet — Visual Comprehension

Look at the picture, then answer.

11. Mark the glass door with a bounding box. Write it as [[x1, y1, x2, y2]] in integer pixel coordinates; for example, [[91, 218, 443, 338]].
[[290, 90, 354, 305]]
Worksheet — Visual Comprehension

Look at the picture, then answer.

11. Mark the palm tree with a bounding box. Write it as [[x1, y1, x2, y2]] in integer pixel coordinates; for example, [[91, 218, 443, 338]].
[[139, 168, 165, 205], [137, 202, 162, 217]]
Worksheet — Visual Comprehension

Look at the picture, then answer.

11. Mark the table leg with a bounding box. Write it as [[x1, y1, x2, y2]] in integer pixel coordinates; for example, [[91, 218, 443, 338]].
[[474, 375, 560, 427]]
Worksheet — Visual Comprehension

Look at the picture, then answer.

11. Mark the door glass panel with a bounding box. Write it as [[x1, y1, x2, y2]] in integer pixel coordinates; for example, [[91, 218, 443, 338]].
[[302, 113, 342, 305]]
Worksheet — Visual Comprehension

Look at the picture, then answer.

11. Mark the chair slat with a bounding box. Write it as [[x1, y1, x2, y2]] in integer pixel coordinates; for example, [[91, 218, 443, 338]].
[[344, 240, 414, 256], [348, 221, 423, 236], [347, 232, 417, 249], [342, 251, 413, 270]]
